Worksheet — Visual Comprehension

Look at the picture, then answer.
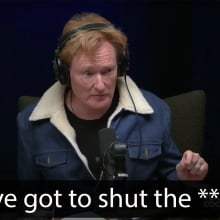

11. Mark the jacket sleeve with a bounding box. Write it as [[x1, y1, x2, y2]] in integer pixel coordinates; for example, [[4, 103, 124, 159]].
[[17, 111, 41, 180]]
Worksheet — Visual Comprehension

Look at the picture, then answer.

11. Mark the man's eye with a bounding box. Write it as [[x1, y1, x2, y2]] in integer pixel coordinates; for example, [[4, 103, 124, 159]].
[[102, 68, 112, 75], [83, 72, 92, 77]]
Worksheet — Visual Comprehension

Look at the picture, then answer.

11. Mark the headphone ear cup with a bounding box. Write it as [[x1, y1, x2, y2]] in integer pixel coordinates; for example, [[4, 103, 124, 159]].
[[117, 50, 129, 77], [53, 56, 70, 85]]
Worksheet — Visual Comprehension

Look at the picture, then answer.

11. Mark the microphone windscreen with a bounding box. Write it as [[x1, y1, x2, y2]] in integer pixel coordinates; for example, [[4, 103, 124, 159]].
[[98, 128, 116, 156]]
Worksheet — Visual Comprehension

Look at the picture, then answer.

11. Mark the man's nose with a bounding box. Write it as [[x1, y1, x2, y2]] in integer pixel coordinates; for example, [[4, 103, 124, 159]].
[[94, 74, 105, 90]]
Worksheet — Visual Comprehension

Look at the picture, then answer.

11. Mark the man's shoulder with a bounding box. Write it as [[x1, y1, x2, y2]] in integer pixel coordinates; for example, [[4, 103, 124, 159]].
[[17, 101, 38, 128], [140, 89, 170, 111]]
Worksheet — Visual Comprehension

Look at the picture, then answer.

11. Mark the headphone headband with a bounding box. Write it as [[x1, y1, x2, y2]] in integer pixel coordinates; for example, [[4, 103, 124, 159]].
[[53, 22, 129, 85], [57, 23, 111, 52]]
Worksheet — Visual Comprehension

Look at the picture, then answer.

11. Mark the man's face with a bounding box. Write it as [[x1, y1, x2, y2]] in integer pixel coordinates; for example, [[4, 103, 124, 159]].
[[69, 41, 118, 118]]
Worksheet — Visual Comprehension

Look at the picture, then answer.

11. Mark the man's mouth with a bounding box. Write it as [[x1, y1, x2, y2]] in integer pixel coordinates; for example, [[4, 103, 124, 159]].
[[92, 94, 108, 99]]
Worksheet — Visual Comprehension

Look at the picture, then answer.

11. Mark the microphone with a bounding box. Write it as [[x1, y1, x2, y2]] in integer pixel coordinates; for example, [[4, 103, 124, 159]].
[[98, 128, 128, 180], [99, 128, 116, 156]]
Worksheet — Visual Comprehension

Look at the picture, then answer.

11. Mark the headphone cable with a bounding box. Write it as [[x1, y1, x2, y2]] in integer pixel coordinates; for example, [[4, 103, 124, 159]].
[[124, 75, 143, 180]]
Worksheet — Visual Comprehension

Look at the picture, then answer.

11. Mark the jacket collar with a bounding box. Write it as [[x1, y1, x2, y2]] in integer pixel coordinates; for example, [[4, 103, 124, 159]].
[[29, 75, 154, 121], [117, 76, 154, 114]]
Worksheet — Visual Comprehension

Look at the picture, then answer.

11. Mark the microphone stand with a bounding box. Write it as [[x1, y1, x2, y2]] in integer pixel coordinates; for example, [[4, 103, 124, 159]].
[[101, 144, 146, 220]]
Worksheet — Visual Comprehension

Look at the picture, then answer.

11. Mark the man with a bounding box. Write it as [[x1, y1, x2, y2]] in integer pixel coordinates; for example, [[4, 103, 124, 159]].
[[17, 12, 208, 182]]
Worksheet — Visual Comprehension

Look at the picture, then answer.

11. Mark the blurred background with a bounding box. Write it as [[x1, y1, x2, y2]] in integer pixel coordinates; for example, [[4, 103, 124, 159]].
[[0, 0, 219, 180]]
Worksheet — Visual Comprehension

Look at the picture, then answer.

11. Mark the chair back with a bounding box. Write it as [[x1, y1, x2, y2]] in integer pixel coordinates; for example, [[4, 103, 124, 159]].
[[164, 90, 206, 154]]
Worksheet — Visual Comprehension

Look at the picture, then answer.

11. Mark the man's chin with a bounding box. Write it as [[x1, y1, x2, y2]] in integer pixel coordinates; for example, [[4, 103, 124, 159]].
[[89, 101, 111, 112], [92, 95, 109, 102]]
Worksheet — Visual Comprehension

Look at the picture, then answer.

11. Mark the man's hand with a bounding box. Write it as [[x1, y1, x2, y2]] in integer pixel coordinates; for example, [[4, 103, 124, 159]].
[[176, 150, 208, 181]]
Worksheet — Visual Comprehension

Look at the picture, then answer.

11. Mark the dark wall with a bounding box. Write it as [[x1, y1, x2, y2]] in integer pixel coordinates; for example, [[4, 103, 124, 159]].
[[0, 0, 219, 179], [191, 1, 220, 180]]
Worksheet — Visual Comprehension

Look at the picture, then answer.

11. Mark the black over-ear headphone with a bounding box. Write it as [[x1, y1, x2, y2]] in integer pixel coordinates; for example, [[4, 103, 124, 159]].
[[53, 23, 129, 85]]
